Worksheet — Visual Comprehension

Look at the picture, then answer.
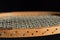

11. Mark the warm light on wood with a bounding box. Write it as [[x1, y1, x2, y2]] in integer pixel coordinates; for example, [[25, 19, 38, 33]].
[[0, 11, 60, 38]]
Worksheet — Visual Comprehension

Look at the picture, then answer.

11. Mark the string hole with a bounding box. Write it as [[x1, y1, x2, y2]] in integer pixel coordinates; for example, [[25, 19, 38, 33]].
[[42, 32, 45, 34], [32, 33, 34, 35], [0, 33, 2, 36], [23, 34, 25, 36], [52, 32, 54, 33], [4, 32, 6, 33], [36, 31, 38, 33], [47, 29, 49, 31], [10, 34, 13, 36], [56, 28, 58, 30], [15, 31, 17, 33], [27, 31, 29, 33]]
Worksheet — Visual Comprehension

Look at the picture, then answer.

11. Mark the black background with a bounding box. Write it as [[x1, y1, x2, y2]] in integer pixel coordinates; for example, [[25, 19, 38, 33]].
[[0, 0, 60, 12], [0, 34, 60, 40], [0, 0, 60, 40]]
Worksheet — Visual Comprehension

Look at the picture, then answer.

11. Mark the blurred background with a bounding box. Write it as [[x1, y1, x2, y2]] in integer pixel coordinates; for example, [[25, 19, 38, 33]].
[[0, 0, 60, 40]]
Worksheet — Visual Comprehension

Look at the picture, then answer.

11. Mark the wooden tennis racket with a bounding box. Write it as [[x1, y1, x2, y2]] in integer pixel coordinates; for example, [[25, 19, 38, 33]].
[[0, 12, 60, 38]]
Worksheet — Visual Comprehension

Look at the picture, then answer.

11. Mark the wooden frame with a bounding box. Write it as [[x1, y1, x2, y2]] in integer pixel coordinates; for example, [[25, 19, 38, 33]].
[[0, 12, 60, 38]]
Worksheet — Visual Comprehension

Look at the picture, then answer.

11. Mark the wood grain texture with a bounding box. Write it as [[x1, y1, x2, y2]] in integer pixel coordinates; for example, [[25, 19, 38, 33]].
[[0, 11, 60, 38]]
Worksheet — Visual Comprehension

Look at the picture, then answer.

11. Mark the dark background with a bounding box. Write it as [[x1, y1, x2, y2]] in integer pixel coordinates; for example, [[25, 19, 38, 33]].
[[0, 0, 60, 12], [0, 0, 60, 40], [0, 34, 60, 40]]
